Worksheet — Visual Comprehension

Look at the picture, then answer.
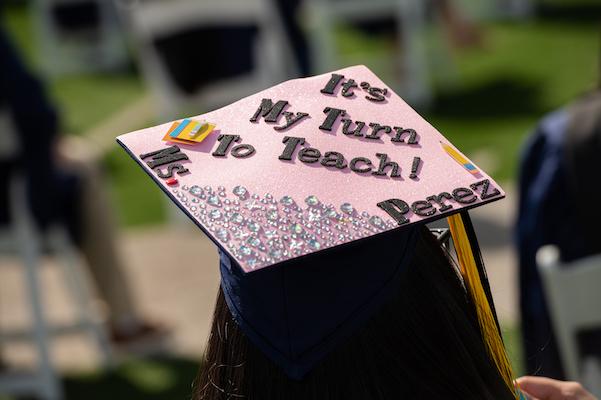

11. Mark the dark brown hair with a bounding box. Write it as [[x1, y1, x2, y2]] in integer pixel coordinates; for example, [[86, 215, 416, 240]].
[[194, 227, 515, 400]]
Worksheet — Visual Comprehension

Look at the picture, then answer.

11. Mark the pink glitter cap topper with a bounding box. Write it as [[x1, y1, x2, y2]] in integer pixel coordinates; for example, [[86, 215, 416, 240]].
[[116, 65, 504, 273]]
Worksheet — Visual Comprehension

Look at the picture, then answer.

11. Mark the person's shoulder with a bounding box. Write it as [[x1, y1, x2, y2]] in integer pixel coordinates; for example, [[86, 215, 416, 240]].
[[569, 90, 601, 113], [565, 90, 601, 137], [536, 106, 570, 145], [532, 90, 601, 146]]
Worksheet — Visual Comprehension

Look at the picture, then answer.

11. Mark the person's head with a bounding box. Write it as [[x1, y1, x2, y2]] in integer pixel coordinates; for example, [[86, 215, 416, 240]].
[[194, 225, 516, 400]]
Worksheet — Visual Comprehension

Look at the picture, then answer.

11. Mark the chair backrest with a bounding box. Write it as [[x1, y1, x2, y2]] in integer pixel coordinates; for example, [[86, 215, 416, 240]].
[[537, 245, 601, 380], [122, 0, 296, 119], [33, 0, 128, 75], [303, 0, 432, 107]]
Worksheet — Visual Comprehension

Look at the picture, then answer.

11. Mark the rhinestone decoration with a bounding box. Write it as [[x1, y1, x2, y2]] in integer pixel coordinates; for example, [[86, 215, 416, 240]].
[[305, 195, 319, 206], [308, 239, 321, 250], [233, 185, 249, 199], [340, 202, 354, 214], [247, 221, 261, 233], [216, 228, 229, 242], [280, 195, 294, 205], [189, 185, 203, 196], [263, 229, 277, 239], [290, 223, 304, 235], [245, 200, 261, 211], [267, 249, 279, 259], [230, 213, 244, 224], [325, 208, 338, 219], [247, 236, 261, 247], [184, 185, 394, 271], [369, 215, 385, 229], [209, 209, 222, 220], [266, 210, 279, 221], [207, 195, 221, 207], [239, 245, 252, 256]]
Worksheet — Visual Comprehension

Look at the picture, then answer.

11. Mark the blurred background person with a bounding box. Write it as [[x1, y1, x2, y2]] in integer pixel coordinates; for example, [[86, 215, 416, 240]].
[[516, 44, 601, 379], [0, 9, 167, 350]]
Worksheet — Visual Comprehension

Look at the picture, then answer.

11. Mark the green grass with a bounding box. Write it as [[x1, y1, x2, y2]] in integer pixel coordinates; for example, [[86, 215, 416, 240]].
[[3, 4, 146, 135], [51, 74, 145, 135], [336, 17, 599, 180], [430, 19, 598, 180], [104, 147, 167, 227], [428, 116, 535, 181], [504, 324, 525, 377], [3, 4, 35, 63]]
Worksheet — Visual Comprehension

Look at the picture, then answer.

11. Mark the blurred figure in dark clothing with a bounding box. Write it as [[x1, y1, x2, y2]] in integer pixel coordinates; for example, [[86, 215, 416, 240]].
[[0, 15, 166, 349], [516, 88, 601, 379], [149, 0, 309, 101]]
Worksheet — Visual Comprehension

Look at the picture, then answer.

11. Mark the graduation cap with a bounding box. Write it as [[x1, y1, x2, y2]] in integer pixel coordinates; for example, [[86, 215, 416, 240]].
[[117, 66, 518, 397]]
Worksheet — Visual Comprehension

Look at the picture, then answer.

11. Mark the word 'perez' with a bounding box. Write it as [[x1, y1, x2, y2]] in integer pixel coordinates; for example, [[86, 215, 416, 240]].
[[378, 179, 501, 225]]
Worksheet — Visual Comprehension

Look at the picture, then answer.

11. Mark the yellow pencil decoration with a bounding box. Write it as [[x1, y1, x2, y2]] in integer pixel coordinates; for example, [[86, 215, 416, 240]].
[[440, 141, 479, 175]]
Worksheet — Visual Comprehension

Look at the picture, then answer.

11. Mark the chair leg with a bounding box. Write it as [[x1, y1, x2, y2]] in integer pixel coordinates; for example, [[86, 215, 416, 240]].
[[9, 174, 63, 400], [17, 226, 63, 400], [582, 357, 601, 398], [396, 0, 432, 108], [306, 2, 337, 74], [49, 227, 115, 368]]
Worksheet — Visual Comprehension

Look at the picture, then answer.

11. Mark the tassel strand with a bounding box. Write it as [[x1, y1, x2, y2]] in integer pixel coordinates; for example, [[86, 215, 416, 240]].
[[447, 213, 518, 399]]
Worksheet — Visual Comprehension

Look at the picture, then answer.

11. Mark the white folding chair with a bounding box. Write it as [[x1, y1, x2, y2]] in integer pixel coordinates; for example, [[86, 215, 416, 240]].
[[304, 0, 432, 107], [119, 0, 297, 224], [537, 245, 601, 396], [0, 111, 113, 400], [0, 174, 115, 400], [0, 175, 63, 400], [33, 0, 128, 75], [121, 0, 297, 120]]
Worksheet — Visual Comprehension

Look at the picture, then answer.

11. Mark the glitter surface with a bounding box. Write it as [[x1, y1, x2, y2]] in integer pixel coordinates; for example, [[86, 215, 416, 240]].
[[117, 65, 504, 273]]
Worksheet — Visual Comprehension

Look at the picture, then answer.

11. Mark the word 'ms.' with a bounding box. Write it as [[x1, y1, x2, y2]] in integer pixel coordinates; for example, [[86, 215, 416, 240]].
[[139, 145, 190, 182]]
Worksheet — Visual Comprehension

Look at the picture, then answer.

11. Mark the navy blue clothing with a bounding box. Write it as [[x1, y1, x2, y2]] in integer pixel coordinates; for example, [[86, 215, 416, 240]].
[[516, 94, 601, 379], [0, 22, 80, 237], [517, 109, 570, 379]]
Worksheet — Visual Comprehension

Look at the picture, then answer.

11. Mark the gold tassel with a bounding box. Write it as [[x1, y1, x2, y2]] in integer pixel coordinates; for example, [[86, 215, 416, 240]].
[[447, 214, 518, 399]]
